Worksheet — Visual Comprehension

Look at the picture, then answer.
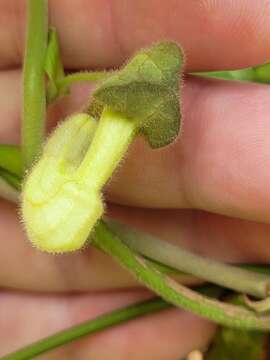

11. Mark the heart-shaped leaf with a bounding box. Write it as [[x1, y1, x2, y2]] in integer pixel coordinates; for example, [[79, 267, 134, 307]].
[[93, 42, 183, 148]]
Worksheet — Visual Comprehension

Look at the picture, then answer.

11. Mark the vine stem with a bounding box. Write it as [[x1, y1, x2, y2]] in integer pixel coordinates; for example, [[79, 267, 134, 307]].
[[106, 219, 270, 299], [22, 0, 48, 170], [0, 298, 168, 360], [47, 71, 112, 104], [55, 71, 112, 89], [93, 221, 270, 330]]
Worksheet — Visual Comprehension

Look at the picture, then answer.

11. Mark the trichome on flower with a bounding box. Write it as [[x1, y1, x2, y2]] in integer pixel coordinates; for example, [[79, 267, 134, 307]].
[[22, 41, 183, 253]]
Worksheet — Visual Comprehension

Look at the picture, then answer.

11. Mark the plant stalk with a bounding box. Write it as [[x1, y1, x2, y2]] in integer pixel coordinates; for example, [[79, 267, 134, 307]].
[[106, 219, 270, 299], [93, 221, 270, 330], [0, 298, 168, 360], [56, 71, 112, 89], [22, 0, 48, 170]]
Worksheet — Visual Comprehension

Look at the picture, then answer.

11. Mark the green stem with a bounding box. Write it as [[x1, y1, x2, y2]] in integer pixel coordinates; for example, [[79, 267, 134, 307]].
[[0, 145, 22, 177], [47, 71, 112, 104], [0, 298, 168, 360], [22, 0, 48, 170], [106, 219, 270, 299], [93, 222, 270, 330], [56, 71, 112, 90]]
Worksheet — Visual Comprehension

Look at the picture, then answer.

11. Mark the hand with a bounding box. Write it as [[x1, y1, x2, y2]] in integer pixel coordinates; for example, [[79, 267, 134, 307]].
[[1, 0, 270, 358]]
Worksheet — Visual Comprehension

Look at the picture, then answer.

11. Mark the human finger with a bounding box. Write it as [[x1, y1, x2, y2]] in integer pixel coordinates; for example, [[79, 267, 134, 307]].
[[1, 0, 270, 70]]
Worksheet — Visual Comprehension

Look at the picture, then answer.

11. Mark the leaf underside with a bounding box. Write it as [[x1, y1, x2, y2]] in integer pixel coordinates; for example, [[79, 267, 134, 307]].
[[93, 42, 183, 148]]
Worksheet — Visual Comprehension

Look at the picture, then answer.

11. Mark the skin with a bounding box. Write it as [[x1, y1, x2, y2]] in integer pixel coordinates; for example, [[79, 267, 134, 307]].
[[1, 0, 270, 358]]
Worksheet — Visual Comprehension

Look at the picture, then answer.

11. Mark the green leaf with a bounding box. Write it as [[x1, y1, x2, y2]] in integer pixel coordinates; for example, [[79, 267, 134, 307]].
[[44, 27, 67, 103], [0, 144, 22, 177], [93, 42, 183, 148], [192, 61, 270, 84], [206, 327, 267, 360]]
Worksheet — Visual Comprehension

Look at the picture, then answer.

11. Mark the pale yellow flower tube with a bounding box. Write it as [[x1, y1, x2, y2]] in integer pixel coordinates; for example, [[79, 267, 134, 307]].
[[22, 113, 102, 253], [22, 108, 137, 253]]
